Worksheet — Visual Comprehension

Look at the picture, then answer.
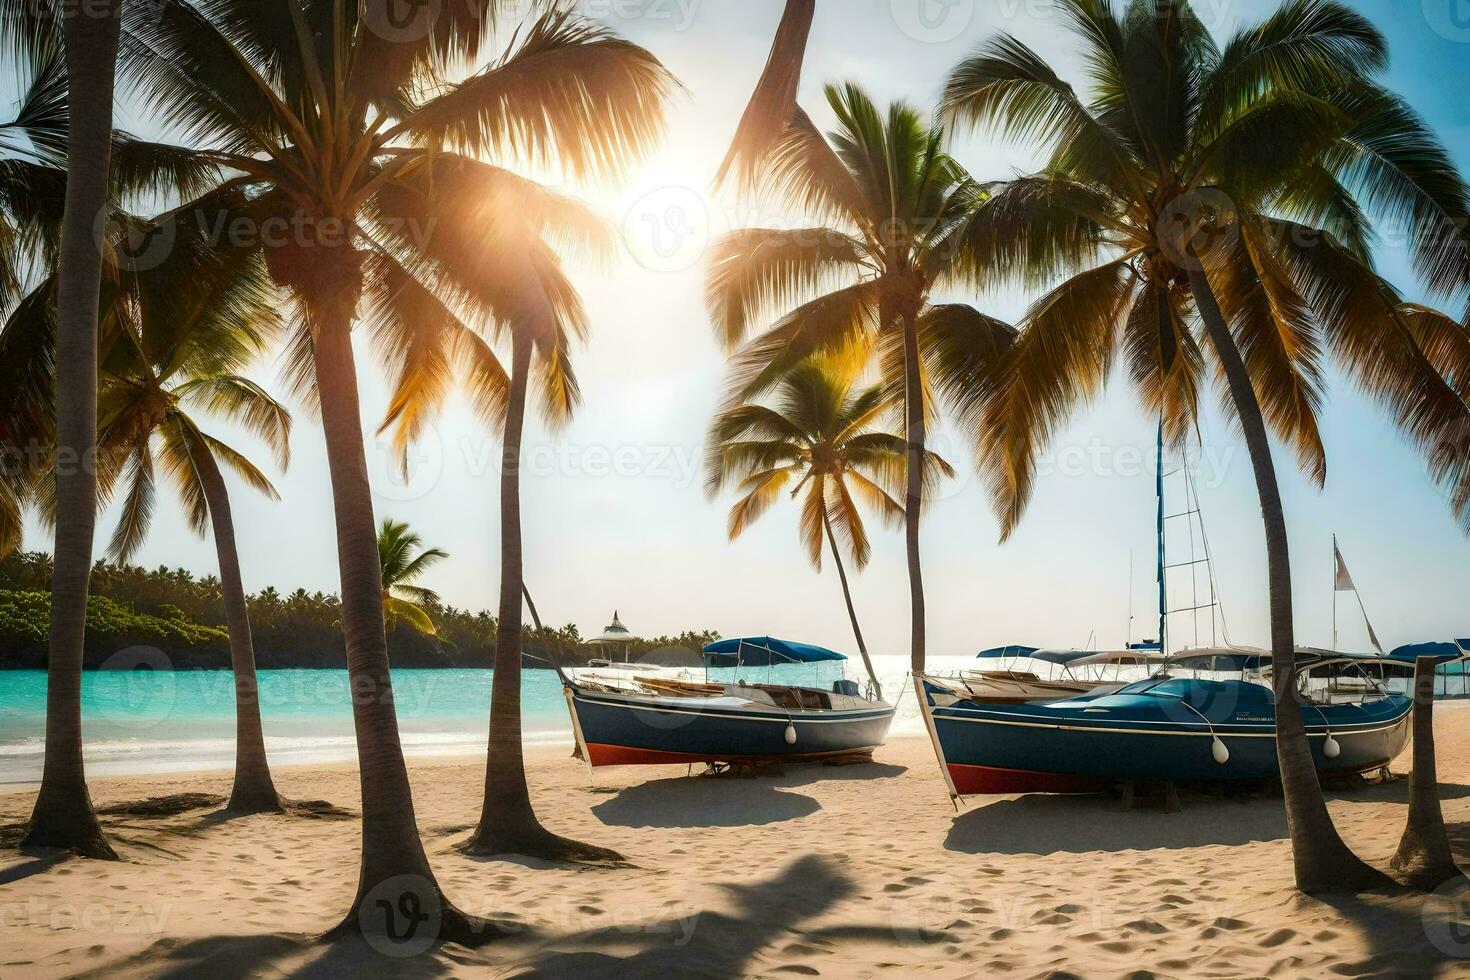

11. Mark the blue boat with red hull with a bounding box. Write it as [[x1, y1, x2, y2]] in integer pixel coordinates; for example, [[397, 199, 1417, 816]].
[[564, 636, 895, 769], [917, 661, 1418, 799]]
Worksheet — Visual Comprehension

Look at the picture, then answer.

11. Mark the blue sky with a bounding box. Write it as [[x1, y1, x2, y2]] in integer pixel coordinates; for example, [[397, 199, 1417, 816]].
[[21, 0, 1470, 656]]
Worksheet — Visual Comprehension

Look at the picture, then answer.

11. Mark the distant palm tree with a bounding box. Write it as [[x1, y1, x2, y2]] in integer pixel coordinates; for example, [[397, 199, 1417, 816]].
[[377, 519, 446, 635], [124, 2, 672, 932], [707, 82, 1015, 675], [942, 0, 1470, 892], [707, 361, 954, 699]]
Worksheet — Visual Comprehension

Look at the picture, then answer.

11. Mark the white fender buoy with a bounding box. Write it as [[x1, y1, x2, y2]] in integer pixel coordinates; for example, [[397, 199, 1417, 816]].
[[1323, 733, 1341, 759], [1211, 737, 1230, 765], [784, 723, 797, 745]]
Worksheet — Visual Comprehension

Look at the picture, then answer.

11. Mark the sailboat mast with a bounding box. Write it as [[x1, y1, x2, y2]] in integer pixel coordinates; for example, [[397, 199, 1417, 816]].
[[1331, 534, 1338, 651], [1156, 420, 1167, 654]]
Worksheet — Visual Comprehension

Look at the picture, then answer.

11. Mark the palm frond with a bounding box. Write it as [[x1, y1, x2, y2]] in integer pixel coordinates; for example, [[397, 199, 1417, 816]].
[[397, 10, 675, 184], [706, 227, 868, 352], [172, 375, 291, 470], [106, 444, 157, 563], [978, 257, 1136, 539]]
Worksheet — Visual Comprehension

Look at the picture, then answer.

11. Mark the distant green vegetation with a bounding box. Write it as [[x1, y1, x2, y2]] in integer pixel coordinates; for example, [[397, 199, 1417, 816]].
[[0, 590, 230, 666], [0, 552, 718, 669]]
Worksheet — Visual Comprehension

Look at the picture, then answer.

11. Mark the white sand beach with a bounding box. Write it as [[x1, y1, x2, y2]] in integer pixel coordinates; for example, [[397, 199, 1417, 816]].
[[5, 711, 1470, 978]]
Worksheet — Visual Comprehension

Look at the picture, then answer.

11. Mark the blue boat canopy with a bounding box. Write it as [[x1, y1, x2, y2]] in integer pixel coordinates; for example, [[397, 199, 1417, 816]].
[[701, 636, 848, 667], [975, 645, 1040, 659], [975, 646, 1095, 666], [1386, 641, 1470, 665]]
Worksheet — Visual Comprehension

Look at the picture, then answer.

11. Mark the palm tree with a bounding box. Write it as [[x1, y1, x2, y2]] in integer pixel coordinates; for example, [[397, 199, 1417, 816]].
[[21, 0, 122, 860], [123, 2, 671, 934], [707, 360, 955, 699], [1391, 656, 1463, 888], [942, 0, 1470, 892], [4, 186, 289, 818], [458, 214, 625, 863], [706, 82, 1016, 675], [377, 519, 446, 635], [85, 227, 288, 815]]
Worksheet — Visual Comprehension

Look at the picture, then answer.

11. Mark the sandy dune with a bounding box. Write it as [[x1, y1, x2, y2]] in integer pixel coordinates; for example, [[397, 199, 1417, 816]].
[[5, 710, 1470, 978]]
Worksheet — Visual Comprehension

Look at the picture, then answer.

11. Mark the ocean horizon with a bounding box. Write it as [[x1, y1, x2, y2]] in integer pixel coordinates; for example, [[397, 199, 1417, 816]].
[[0, 654, 984, 784]]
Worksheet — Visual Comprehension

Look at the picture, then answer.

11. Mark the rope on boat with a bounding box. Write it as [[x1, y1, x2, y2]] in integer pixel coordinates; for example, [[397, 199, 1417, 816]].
[[1173, 697, 1231, 764]]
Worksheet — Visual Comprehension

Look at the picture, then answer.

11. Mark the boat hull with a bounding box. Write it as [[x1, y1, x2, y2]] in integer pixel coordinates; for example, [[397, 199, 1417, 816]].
[[565, 684, 895, 768], [918, 677, 1412, 796]]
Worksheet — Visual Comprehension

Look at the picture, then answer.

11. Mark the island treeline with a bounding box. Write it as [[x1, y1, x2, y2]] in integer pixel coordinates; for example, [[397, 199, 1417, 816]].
[[0, 552, 716, 670]]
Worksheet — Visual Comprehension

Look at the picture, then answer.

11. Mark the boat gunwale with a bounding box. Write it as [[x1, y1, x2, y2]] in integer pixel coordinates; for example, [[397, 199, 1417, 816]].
[[566, 682, 896, 724]]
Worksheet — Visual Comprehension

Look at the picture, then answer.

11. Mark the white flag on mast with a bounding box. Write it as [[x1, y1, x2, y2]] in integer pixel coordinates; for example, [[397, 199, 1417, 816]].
[[1333, 542, 1356, 591]]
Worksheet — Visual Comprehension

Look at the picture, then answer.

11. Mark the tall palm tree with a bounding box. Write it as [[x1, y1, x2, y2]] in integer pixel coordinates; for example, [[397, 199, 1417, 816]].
[[4, 188, 288, 817], [123, 2, 671, 933], [88, 230, 288, 815], [458, 212, 625, 862], [22, 0, 122, 860], [942, 0, 1470, 892], [0, 1, 228, 855], [707, 360, 955, 699], [377, 519, 446, 635], [707, 82, 1016, 675]]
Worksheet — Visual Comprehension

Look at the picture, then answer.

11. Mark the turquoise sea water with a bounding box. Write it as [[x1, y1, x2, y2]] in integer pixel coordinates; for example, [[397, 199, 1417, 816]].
[[0, 668, 572, 783], [0, 655, 958, 783]]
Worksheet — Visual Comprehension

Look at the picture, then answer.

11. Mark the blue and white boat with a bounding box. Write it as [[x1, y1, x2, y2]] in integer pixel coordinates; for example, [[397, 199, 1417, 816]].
[[563, 636, 894, 769], [916, 645, 1468, 800]]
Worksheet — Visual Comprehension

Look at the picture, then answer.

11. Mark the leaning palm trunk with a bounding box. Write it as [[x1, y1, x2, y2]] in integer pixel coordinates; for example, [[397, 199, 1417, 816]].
[[900, 302, 928, 675], [186, 438, 281, 813], [1391, 656, 1462, 889], [309, 294, 484, 942], [821, 508, 880, 700], [466, 335, 619, 862], [1188, 265, 1389, 893], [23, 1, 122, 860]]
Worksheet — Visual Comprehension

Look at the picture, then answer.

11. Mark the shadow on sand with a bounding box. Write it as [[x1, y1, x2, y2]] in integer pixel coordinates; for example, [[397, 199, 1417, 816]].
[[591, 776, 820, 828], [65, 856, 876, 979], [525, 853, 865, 977], [945, 782, 1470, 856], [590, 761, 906, 829]]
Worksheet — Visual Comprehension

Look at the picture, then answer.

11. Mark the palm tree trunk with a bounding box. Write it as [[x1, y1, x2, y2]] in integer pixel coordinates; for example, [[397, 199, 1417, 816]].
[[1391, 656, 1462, 889], [821, 507, 881, 700], [23, 1, 122, 860], [185, 433, 281, 814], [1187, 265, 1389, 893], [466, 334, 618, 862], [900, 301, 927, 675], [309, 303, 486, 944]]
